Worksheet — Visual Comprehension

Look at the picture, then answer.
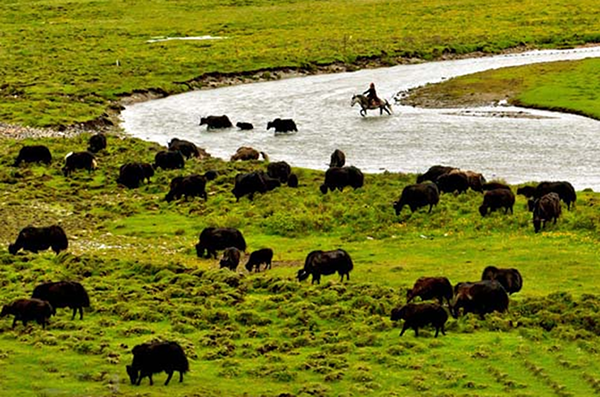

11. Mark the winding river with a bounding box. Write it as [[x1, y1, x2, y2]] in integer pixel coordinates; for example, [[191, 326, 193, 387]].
[[121, 47, 600, 190]]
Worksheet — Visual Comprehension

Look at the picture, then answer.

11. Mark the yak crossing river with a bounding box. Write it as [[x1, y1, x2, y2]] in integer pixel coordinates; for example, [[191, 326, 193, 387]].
[[122, 46, 600, 191]]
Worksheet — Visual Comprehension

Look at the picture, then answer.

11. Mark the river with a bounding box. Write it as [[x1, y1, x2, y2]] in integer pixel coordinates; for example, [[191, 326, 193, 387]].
[[121, 47, 600, 190]]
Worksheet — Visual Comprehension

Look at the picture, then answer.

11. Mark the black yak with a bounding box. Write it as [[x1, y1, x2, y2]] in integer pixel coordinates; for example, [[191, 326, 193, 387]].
[[451, 280, 509, 319], [320, 166, 364, 194], [126, 341, 189, 386], [154, 150, 185, 170], [532, 192, 562, 233], [200, 115, 232, 130], [481, 266, 523, 295], [14, 145, 52, 166], [232, 171, 280, 201], [297, 249, 353, 284], [9, 225, 68, 255], [1, 298, 53, 329], [393, 182, 439, 214], [62, 151, 97, 176], [117, 162, 154, 189], [416, 165, 456, 184], [390, 303, 448, 337], [195, 227, 246, 259], [219, 247, 242, 271], [31, 281, 90, 320], [165, 174, 207, 202], [329, 149, 346, 168], [267, 161, 292, 184], [479, 188, 515, 216], [245, 248, 273, 272], [267, 118, 297, 134], [87, 133, 107, 153], [406, 277, 453, 306], [168, 138, 200, 159], [236, 122, 254, 130]]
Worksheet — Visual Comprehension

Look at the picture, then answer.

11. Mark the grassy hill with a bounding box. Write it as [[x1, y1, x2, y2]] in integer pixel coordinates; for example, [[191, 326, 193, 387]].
[[402, 58, 600, 120], [0, 135, 597, 396], [2, 0, 600, 127]]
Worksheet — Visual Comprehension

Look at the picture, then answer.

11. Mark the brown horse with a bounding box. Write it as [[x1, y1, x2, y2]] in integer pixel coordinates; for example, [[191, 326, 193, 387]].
[[351, 94, 392, 117]]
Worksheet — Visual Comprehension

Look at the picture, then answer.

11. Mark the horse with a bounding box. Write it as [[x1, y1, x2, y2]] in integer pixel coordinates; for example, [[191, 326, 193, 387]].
[[351, 94, 393, 117]]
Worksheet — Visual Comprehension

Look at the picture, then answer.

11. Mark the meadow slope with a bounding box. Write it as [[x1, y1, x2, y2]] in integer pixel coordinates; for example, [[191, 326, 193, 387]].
[[0, 135, 597, 396], [402, 57, 600, 120]]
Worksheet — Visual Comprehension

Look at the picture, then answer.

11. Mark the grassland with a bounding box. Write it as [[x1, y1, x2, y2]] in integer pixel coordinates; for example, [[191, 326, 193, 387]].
[[402, 58, 600, 119], [0, 135, 598, 396], [2, 0, 600, 127]]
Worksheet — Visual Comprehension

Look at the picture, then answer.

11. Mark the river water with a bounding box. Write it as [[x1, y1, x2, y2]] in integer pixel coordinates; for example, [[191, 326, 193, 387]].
[[121, 47, 600, 190]]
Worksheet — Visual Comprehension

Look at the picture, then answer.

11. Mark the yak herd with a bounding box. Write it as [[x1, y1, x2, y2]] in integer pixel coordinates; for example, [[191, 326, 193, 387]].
[[199, 114, 298, 135], [3, 133, 578, 386]]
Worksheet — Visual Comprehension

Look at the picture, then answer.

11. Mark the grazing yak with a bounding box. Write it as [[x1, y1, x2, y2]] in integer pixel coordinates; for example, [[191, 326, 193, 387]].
[[165, 174, 207, 202], [168, 138, 200, 159], [236, 122, 254, 130], [230, 146, 268, 161], [532, 192, 562, 233], [14, 145, 52, 166], [417, 165, 485, 192], [62, 151, 97, 176], [245, 248, 274, 272], [154, 150, 185, 170], [435, 171, 469, 194], [200, 115, 232, 130], [126, 341, 189, 386], [219, 247, 242, 271], [117, 162, 154, 189], [406, 277, 453, 306], [31, 281, 90, 320], [481, 266, 523, 295], [1, 298, 53, 329], [416, 165, 456, 183], [195, 227, 246, 259], [267, 118, 297, 134], [87, 133, 107, 153], [204, 170, 218, 181], [297, 249, 353, 284], [534, 181, 577, 210], [482, 182, 511, 191], [329, 149, 346, 168], [390, 303, 448, 338], [232, 171, 280, 201], [393, 182, 439, 214], [320, 166, 364, 194], [287, 173, 299, 188], [451, 280, 509, 319], [517, 185, 536, 198], [479, 188, 515, 216], [455, 169, 486, 192], [267, 161, 292, 184], [9, 225, 68, 255]]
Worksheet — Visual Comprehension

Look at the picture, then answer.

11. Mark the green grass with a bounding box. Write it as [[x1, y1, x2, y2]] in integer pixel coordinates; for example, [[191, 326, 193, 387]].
[[3, 0, 600, 126], [0, 135, 598, 396], [404, 58, 600, 119]]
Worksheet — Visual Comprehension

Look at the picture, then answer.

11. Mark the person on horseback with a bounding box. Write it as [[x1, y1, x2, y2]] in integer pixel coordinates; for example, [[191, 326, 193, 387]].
[[363, 82, 380, 107]]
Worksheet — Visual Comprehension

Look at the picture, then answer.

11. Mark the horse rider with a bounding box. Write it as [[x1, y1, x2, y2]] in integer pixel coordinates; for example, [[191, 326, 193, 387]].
[[363, 82, 381, 107]]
